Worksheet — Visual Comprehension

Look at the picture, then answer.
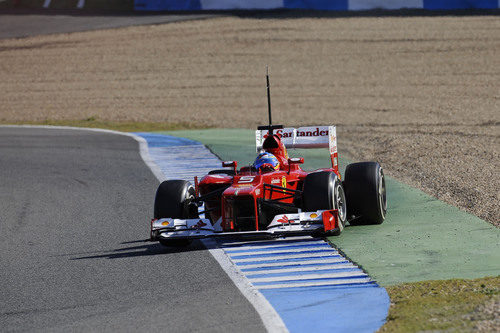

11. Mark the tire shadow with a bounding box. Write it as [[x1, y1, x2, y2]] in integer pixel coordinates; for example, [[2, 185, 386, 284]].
[[70, 240, 207, 260]]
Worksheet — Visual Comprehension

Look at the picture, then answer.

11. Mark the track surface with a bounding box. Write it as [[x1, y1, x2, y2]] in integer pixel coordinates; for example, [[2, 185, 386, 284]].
[[0, 127, 265, 332], [0, 10, 217, 39]]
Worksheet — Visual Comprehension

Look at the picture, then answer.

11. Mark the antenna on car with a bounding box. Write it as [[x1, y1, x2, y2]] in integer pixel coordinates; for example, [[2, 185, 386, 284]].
[[258, 66, 283, 136], [266, 65, 272, 129]]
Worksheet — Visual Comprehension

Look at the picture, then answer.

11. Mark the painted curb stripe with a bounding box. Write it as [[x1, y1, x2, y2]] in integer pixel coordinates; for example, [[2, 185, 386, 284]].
[[234, 253, 342, 264], [219, 236, 318, 247], [135, 133, 221, 182], [240, 261, 352, 271], [244, 264, 357, 275], [232, 252, 340, 263], [230, 248, 339, 258], [246, 266, 360, 277], [250, 271, 368, 283], [256, 279, 375, 290], [227, 246, 333, 255], [203, 240, 289, 332], [224, 241, 328, 252], [238, 258, 350, 269]]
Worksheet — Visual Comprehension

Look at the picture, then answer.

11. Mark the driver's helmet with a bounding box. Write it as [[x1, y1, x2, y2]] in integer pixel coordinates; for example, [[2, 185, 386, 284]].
[[253, 152, 280, 172]]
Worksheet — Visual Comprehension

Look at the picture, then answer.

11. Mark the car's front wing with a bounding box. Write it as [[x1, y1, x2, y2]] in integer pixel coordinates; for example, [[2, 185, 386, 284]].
[[150, 210, 341, 241]]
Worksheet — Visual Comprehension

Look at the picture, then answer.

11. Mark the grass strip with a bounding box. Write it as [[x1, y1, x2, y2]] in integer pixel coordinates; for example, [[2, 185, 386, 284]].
[[380, 276, 499, 332]]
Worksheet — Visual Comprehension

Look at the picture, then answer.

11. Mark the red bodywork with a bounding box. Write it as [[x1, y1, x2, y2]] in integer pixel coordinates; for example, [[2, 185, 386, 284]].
[[197, 133, 340, 232]]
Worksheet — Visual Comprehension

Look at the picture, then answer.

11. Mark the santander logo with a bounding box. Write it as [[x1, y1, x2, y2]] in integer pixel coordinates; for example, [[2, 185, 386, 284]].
[[295, 128, 329, 137], [277, 216, 290, 224], [264, 127, 329, 139]]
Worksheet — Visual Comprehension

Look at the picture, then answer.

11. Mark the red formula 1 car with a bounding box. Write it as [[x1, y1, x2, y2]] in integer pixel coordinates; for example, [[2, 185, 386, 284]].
[[150, 123, 387, 246], [150, 73, 386, 246]]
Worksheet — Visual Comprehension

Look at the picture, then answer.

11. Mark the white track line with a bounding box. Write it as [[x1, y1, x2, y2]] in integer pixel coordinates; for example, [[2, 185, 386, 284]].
[[249, 271, 367, 283], [256, 278, 373, 290], [223, 241, 327, 252], [203, 242, 288, 332], [231, 252, 339, 263], [227, 246, 334, 256], [239, 257, 348, 269], [244, 263, 357, 276], [0, 125, 288, 333]]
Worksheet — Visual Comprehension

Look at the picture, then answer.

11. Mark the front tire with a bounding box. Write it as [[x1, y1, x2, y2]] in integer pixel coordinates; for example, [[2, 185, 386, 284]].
[[302, 171, 347, 235], [343, 162, 387, 225], [154, 180, 197, 247]]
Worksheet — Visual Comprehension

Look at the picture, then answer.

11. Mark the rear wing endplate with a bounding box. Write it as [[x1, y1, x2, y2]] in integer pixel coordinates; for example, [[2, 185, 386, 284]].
[[256, 126, 339, 171]]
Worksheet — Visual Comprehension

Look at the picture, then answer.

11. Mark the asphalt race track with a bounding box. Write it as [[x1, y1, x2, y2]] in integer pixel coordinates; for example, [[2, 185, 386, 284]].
[[0, 127, 265, 332], [0, 10, 218, 39]]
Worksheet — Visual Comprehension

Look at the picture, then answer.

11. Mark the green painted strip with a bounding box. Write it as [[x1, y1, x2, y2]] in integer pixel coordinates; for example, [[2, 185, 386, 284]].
[[161, 129, 500, 286]]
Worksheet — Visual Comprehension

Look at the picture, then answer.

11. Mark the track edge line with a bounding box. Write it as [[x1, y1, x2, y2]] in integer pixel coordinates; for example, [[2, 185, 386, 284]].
[[203, 239, 289, 333]]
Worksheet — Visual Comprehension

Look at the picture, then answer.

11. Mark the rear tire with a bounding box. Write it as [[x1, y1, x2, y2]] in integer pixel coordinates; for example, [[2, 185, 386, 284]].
[[154, 180, 197, 247], [343, 162, 387, 225], [302, 171, 347, 235]]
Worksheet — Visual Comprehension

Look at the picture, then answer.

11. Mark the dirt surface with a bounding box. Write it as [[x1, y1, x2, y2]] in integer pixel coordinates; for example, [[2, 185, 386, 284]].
[[0, 14, 498, 225]]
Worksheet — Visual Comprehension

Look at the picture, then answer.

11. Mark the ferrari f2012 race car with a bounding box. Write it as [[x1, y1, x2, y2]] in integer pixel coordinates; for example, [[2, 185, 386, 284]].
[[150, 123, 387, 246], [150, 72, 386, 246]]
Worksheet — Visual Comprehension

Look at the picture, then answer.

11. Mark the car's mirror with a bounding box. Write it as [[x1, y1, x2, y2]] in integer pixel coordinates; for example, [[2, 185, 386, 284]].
[[222, 161, 238, 173], [288, 157, 304, 164]]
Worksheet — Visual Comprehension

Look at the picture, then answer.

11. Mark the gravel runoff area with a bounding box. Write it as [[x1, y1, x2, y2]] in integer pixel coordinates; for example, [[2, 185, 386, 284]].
[[472, 295, 500, 332], [0, 14, 498, 225]]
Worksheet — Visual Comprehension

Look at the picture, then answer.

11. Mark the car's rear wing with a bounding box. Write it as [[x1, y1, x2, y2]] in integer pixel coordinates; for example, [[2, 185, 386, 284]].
[[256, 125, 339, 172]]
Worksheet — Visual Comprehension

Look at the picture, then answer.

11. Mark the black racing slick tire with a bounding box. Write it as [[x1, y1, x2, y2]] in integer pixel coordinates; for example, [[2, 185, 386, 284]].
[[302, 171, 347, 235], [154, 180, 197, 247], [343, 162, 387, 225]]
